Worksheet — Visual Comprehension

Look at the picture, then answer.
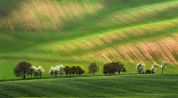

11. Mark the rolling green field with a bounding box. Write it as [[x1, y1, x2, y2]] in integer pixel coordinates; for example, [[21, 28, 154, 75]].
[[1, 1, 178, 97], [0, 75, 178, 98], [0, 0, 178, 80]]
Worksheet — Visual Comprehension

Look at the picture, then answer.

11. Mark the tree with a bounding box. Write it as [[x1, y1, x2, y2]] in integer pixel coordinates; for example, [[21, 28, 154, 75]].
[[71, 66, 77, 76], [58, 65, 65, 76], [136, 62, 145, 74], [150, 62, 158, 74], [103, 62, 126, 75], [160, 62, 167, 75], [14, 61, 32, 79], [76, 66, 85, 76], [36, 66, 45, 78], [28, 66, 35, 78], [88, 63, 98, 76], [103, 63, 111, 75], [64, 66, 71, 76], [145, 63, 158, 74], [114, 62, 126, 75], [49, 66, 56, 78], [122, 67, 127, 73]]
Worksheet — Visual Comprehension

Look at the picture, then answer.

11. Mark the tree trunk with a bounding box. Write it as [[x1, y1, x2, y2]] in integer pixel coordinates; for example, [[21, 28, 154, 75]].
[[118, 71, 120, 75], [23, 70, 26, 80]]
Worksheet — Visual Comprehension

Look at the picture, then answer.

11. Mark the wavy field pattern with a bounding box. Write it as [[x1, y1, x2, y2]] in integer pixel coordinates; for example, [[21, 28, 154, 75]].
[[0, 0, 178, 79]]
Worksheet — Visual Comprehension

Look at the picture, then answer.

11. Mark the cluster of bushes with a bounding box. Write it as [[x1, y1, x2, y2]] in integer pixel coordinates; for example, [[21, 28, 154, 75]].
[[103, 62, 126, 75]]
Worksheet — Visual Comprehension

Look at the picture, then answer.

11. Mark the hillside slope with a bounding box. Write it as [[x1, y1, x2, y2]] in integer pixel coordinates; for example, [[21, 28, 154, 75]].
[[0, 0, 178, 79], [0, 75, 178, 97]]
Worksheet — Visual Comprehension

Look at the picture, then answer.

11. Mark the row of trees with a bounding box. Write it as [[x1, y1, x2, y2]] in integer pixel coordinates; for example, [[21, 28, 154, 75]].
[[14, 61, 126, 79], [136, 62, 167, 74], [49, 65, 85, 77], [14, 61, 167, 79], [103, 62, 126, 75], [14, 61, 45, 79], [14, 61, 86, 79]]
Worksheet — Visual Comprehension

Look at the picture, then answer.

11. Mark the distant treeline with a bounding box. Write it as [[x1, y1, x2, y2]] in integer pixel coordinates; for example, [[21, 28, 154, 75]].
[[14, 61, 167, 80]]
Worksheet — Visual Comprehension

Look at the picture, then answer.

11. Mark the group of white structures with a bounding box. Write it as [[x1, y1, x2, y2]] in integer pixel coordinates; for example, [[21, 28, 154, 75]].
[[136, 62, 167, 74]]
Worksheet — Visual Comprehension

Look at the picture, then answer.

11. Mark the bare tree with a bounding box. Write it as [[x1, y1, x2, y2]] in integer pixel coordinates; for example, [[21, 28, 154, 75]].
[[160, 62, 167, 75]]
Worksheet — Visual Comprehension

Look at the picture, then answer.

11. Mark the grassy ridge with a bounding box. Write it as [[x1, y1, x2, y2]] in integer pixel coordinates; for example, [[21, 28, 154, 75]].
[[0, 75, 178, 97], [0, 0, 178, 80]]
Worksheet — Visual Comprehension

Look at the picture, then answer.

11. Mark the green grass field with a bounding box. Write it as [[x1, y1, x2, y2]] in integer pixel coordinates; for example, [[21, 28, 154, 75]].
[[1, 1, 178, 97], [0, 0, 178, 80], [0, 75, 178, 98]]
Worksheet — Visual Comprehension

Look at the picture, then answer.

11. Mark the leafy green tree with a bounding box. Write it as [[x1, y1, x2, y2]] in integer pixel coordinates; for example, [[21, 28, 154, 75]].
[[103, 63, 110, 75], [114, 62, 126, 75], [64, 66, 71, 76], [71, 66, 77, 76], [14, 61, 32, 79], [88, 63, 98, 76], [76, 66, 85, 76], [103, 62, 126, 75], [28, 67, 34, 78]]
